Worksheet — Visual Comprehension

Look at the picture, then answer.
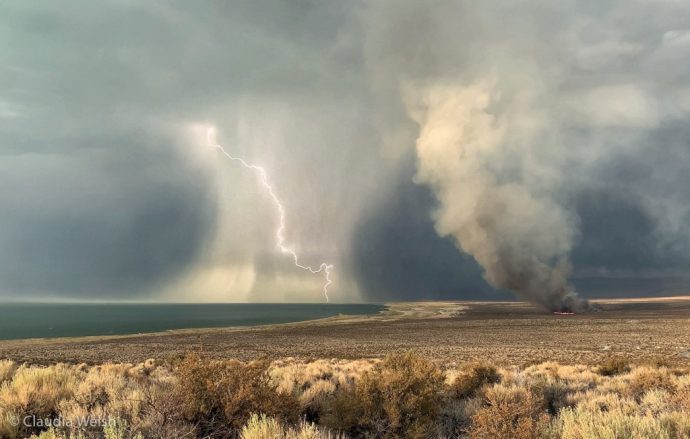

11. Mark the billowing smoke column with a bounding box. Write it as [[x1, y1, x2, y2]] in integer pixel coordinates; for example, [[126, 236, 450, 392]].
[[405, 83, 589, 312]]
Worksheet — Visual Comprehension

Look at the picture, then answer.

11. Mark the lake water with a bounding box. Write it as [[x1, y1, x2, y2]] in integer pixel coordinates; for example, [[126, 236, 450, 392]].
[[0, 303, 385, 340]]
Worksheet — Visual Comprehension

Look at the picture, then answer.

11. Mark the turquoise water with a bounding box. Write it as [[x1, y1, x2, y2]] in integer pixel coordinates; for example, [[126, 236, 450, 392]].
[[0, 303, 385, 340]]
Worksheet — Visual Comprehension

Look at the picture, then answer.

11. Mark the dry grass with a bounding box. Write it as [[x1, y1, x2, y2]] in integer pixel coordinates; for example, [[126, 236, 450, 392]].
[[0, 353, 688, 438], [0, 360, 17, 384], [240, 413, 347, 439]]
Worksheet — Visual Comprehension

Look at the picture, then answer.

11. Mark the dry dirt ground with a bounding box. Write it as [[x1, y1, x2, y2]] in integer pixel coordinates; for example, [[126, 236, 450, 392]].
[[1, 298, 689, 366]]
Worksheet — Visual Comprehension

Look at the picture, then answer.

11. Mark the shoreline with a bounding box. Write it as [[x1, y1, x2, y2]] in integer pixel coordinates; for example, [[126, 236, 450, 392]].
[[0, 302, 388, 343], [0, 301, 472, 345], [3, 296, 688, 345], [0, 298, 688, 366]]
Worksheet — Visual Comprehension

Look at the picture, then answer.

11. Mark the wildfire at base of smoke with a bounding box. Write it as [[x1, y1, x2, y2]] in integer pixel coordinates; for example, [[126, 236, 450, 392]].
[[407, 83, 590, 313]]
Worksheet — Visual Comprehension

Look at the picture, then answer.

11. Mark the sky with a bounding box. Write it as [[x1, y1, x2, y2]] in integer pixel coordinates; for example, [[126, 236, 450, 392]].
[[1, 0, 690, 303]]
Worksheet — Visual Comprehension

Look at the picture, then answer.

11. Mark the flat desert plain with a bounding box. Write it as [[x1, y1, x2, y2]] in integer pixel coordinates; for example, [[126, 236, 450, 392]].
[[1, 297, 689, 365]]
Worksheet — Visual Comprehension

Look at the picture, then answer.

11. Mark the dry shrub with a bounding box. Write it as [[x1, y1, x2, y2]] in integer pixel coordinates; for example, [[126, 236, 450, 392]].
[[0, 360, 17, 384], [659, 411, 690, 438], [523, 363, 603, 394], [357, 351, 444, 437], [573, 391, 638, 415], [299, 380, 337, 423], [322, 351, 444, 438], [319, 386, 360, 435], [531, 376, 575, 416], [270, 358, 374, 424], [67, 363, 187, 439], [451, 362, 500, 399], [437, 397, 483, 438], [240, 413, 284, 438], [597, 357, 630, 377], [269, 359, 371, 425], [470, 384, 550, 439], [72, 365, 128, 413], [175, 353, 299, 437], [0, 411, 20, 439], [0, 363, 78, 438], [51, 365, 119, 437], [26, 421, 145, 439], [627, 367, 676, 399], [644, 357, 673, 368], [27, 428, 68, 439], [2, 357, 690, 439], [102, 418, 139, 439], [130, 371, 196, 439], [556, 405, 673, 439], [240, 413, 347, 439], [271, 359, 374, 396], [639, 389, 674, 416], [671, 375, 690, 411]]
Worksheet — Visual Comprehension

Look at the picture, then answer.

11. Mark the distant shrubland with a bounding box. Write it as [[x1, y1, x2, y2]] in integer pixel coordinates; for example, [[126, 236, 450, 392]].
[[0, 353, 688, 438]]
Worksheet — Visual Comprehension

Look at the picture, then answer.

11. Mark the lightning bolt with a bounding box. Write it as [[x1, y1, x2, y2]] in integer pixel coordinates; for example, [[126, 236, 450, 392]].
[[206, 127, 333, 302]]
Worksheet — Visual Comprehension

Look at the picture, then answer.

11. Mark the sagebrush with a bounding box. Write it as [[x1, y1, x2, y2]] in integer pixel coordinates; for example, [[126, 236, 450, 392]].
[[0, 354, 688, 438]]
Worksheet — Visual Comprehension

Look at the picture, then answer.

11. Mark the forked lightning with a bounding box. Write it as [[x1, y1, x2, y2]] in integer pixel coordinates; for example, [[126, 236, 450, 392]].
[[207, 127, 333, 302]]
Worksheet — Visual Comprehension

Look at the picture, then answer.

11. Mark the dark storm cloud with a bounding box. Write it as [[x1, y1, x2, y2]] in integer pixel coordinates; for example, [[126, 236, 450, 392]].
[[0, 132, 216, 298], [569, 188, 690, 296], [351, 167, 690, 301], [351, 0, 690, 303], [564, 121, 690, 297], [350, 161, 503, 301], [2, 0, 690, 302], [0, 0, 382, 301], [573, 190, 670, 272]]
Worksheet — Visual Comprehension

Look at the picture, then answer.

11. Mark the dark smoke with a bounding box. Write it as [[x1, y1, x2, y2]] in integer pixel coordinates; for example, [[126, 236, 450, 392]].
[[405, 83, 589, 311]]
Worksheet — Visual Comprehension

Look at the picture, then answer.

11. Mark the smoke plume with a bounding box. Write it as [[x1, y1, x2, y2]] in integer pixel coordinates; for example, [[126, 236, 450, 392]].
[[4, 1, 690, 303], [405, 82, 588, 311]]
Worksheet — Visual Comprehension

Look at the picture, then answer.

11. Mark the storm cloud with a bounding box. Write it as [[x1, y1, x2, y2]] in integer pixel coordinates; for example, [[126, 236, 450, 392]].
[[2, 1, 690, 302]]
